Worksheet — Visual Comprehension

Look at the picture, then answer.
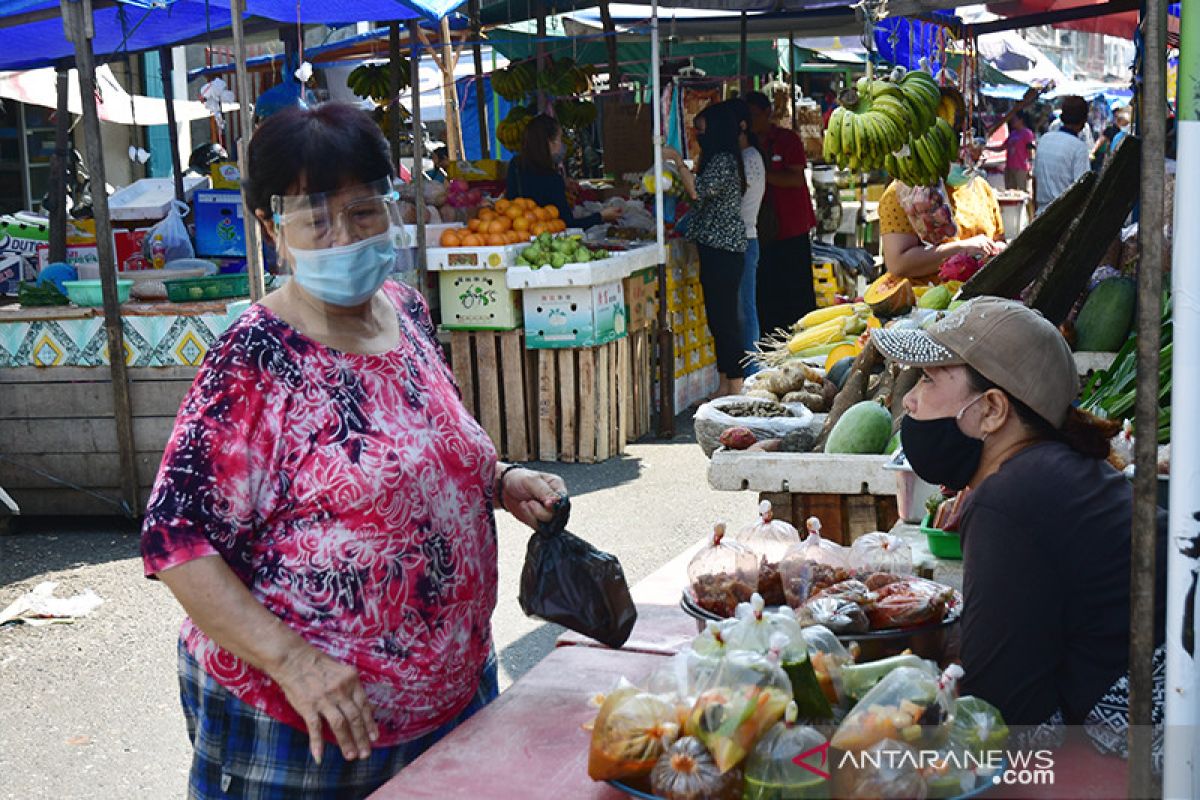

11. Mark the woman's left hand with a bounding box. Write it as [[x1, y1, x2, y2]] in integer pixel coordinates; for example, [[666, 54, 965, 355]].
[[500, 468, 568, 529]]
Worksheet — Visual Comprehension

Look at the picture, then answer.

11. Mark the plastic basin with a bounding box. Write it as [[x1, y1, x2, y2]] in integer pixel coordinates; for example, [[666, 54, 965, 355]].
[[921, 513, 963, 560], [62, 279, 133, 307]]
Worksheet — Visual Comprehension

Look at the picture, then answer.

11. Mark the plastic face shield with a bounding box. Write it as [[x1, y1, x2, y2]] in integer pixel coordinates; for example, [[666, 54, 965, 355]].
[[270, 178, 407, 256]]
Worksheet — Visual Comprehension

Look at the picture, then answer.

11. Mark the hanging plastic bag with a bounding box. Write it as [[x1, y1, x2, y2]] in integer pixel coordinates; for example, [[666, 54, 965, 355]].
[[650, 736, 744, 800], [849, 531, 914, 576], [519, 496, 637, 649], [779, 517, 852, 606], [743, 702, 831, 800], [840, 739, 929, 799], [895, 181, 958, 245], [588, 679, 682, 781], [685, 644, 793, 773], [143, 201, 195, 266], [831, 664, 964, 753], [735, 501, 802, 607], [688, 522, 759, 618], [866, 578, 955, 630]]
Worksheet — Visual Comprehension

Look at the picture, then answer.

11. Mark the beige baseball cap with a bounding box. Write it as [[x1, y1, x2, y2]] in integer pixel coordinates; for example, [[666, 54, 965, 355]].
[[870, 296, 1079, 428]]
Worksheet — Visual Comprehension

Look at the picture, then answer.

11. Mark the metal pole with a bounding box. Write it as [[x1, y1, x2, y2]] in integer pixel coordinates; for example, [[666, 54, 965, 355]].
[[788, 31, 797, 130], [60, 0, 139, 517], [48, 65, 70, 264], [1129, 1, 1167, 795], [408, 21, 427, 276], [739, 12, 748, 96], [535, 0, 547, 113], [389, 23, 403, 174], [468, 0, 489, 159], [1164, 2, 1200, 795], [159, 47, 185, 204], [229, 0, 265, 301], [651, 0, 673, 437]]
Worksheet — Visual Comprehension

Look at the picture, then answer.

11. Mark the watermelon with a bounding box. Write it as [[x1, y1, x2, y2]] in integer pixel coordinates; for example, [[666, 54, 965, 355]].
[[1075, 277, 1135, 352], [825, 401, 895, 454]]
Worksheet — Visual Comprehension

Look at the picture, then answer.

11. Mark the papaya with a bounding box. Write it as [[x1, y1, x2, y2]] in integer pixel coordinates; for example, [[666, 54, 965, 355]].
[[864, 273, 917, 317], [824, 400, 894, 454], [917, 284, 952, 310], [1074, 277, 1136, 352]]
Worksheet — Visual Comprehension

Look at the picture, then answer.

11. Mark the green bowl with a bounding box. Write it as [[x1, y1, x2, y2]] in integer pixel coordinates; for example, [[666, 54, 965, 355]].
[[62, 279, 133, 307], [921, 512, 963, 560]]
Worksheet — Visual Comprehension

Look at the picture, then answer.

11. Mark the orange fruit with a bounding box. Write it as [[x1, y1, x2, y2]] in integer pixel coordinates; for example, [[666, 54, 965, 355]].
[[495, 199, 511, 212], [534, 208, 550, 222], [468, 219, 482, 233], [483, 233, 501, 246], [479, 209, 497, 222], [462, 234, 483, 247], [553, 219, 566, 233], [545, 205, 560, 219], [441, 229, 461, 247], [505, 206, 523, 220], [512, 216, 531, 233]]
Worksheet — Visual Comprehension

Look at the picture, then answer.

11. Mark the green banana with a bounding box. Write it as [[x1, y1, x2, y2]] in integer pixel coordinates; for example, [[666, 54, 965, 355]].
[[826, 108, 843, 161]]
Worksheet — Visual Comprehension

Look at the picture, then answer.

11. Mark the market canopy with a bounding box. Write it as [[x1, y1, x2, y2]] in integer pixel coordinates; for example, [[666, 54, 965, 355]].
[[478, 0, 966, 27], [984, 0, 1182, 41]]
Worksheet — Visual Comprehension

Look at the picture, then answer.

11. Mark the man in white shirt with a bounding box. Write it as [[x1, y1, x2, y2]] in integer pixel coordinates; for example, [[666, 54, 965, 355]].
[[1034, 96, 1092, 214]]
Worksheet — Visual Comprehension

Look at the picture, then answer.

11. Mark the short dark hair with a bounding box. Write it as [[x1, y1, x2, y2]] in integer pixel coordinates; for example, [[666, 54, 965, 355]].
[[517, 114, 561, 175], [728, 98, 758, 150], [434, 147, 449, 160], [743, 91, 771, 112], [1059, 95, 1089, 127], [1014, 111, 1032, 128], [244, 102, 392, 216]]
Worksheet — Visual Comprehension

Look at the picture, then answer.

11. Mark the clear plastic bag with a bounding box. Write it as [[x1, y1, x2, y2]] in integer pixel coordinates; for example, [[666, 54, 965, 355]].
[[685, 647, 793, 773], [949, 695, 1010, 757], [895, 181, 958, 245], [588, 679, 682, 781], [831, 664, 964, 753], [722, 594, 806, 655], [736, 501, 802, 607], [809, 579, 875, 607], [743, 702, 831, 800], [143, 201, 195, 264], [840, 739, 929, 799], [866, 578, 955, 630], [923, 750, 977, 800], [801, 625, 855, 708], [849, 531, 914, 576], [688, 522, 759, 618], [694, 396, 815, 457], [650, 736, 744, 799], [779, 517, 853, 607], [802, 596, 869, 634]]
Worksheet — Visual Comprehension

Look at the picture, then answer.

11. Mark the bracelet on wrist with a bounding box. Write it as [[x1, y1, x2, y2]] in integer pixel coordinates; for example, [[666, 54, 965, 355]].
[[497, 463, 524, 504]]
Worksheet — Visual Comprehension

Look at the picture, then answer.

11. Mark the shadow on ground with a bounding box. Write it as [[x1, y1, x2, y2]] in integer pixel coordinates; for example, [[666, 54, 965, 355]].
[[0, 519, 140, 587], [497, 621, 563, 684]]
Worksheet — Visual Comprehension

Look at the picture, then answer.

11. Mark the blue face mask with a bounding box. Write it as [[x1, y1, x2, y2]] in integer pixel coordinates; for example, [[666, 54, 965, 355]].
[[289, 230, 397, 307]]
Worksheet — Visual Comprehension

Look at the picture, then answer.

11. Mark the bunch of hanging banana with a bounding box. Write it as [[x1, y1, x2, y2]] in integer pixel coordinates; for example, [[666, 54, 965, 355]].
[[885, 117, 960, 186], [493, 61, 537, 102], [553, 98, 598, 130], [822, 67, 944, 174], [497, 105, 536, 152], [347, 62, 408, 103]]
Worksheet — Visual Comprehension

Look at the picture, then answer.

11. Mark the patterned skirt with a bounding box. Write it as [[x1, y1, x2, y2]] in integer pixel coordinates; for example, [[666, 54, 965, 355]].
[[177, 638, 499, 799]]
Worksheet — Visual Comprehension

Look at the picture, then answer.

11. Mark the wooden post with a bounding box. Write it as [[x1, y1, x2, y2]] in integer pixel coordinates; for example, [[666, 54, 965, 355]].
[[389, 23, 403, 174], [738, 12, 748, 96], [229, 0, 265, 301], [440, 17, 463, 160], [159, 47, 185, 204], [535, 0, 547, 113], [60, 0, 139, 516], [468, 0, 489, 159], [788, 31, 798, 130], [598, 0, 620, 87], [48, 64, 70, 264], [409, 21, 427, 262]]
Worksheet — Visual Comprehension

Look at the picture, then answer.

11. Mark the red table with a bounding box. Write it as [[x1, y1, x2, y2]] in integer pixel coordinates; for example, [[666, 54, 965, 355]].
[[368, 646, 668, 799], [555, 602, 698, 655]]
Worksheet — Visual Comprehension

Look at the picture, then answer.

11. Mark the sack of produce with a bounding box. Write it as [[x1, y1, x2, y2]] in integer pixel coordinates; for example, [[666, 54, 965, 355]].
[[694, 395, 815, 457], [519, 496, 637, 649], [800, 625, 855, 707], [831, 664, 964, 752], [895, 181, 958, 245], [685, 647, 793, 773], [688, 522, 759, 617], [866, 577, 955, 630], [948, 696, 1009, 757], [735, 502, 802, 606], [849, 531, 914, 575], [742, 702, 831, 800], [650, 736, 744, 800], [588, 680, 682, 780], [779, 517, 853, 606], [839, 739, 929, 799], [802, 596, 870, 634]]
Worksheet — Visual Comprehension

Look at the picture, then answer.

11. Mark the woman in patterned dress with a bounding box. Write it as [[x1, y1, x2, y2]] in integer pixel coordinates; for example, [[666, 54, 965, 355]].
[[141, 103, 567, 799]]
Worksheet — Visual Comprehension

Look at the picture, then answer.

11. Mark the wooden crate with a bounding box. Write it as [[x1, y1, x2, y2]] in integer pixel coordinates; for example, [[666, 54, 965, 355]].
[[758, 491, 899, 547], [0, 366, 196, 516]]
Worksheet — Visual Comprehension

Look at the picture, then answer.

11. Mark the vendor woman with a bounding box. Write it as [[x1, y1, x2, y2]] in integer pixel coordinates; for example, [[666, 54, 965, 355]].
[[877, 164, 1007, 280], [872, 297, 1166, 763]]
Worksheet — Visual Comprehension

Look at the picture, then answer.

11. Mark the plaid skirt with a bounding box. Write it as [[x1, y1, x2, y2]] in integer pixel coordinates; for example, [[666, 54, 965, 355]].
[[178, 638, 499, 800]]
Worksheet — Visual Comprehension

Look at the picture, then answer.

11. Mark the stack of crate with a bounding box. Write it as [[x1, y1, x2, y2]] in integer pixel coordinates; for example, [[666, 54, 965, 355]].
[[665, 242, 718, 409]]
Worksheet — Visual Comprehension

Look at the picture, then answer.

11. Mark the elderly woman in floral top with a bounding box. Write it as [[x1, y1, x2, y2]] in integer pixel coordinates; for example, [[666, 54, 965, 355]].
[[141, 103, 566, 799], [665, 101, 749, 397]]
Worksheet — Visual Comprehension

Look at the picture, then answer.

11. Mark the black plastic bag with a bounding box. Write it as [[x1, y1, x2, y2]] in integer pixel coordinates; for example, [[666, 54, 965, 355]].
[[518, 497, 637, 649]]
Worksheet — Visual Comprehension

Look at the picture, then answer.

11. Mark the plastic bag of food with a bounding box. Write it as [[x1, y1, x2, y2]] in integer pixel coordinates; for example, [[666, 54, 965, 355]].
[[831, 664, 964, 753], [735, 502, 802, 606], [588, 679, 682, 780], [866, 578, 955, 630], [840, 653, 933, 704], [840, 739, 929, 799], [694, 396, 815, 457], [802, 596, 870, 634], [801, 625, 855, 707], [779, 517, 853, 606], [651, 736, 744, 799], [895, 181, 958, 245], [923, 750, 977, 799], [849, 531, 914, 576], [809, 579, 875, 607], [685, 647, 793, 773], [722, 594, 807, 655], [949, 696, 1010, 757], [688, 522, 759, 618], [771, 631, 836, 723], [743, 702, 831, 800]]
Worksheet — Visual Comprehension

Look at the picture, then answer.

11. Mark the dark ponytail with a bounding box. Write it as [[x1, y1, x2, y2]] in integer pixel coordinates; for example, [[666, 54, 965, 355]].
[[966, 367, 1119, 460]]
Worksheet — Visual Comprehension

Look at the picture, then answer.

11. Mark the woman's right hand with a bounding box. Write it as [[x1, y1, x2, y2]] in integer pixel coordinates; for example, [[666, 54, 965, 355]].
[[600, 206, 622, 223], [954, 234, 1000, 259], [273, 642, 380, 764]]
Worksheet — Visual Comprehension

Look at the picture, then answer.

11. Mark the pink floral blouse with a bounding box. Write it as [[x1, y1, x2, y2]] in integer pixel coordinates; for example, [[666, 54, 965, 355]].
[[141, 281, 499, 746]]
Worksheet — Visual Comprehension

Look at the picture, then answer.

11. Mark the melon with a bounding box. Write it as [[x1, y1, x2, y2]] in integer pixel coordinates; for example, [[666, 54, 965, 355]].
[[825, 400, 895, 454], [1075, 277, 1136, 352], [917, 284, 952, 310], [864, 273, 917, 317]]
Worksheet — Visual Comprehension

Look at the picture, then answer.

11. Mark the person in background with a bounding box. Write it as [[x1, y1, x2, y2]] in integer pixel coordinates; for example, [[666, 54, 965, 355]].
[[505, 115, 621, 228], [743, 91, 817, 336], [986, 111, 1036, 191], [663, 101, 749, 398], [730, 99, 766, 376], [426, 147, 450, 183], [1034, 95, 1092, 214]]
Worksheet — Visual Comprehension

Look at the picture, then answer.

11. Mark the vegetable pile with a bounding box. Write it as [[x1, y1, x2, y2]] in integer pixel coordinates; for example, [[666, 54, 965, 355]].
[[518, 233, 611, 269]]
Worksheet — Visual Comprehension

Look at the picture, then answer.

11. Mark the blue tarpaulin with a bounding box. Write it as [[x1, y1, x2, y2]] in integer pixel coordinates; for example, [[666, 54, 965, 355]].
[[873, 12, 958, 74]]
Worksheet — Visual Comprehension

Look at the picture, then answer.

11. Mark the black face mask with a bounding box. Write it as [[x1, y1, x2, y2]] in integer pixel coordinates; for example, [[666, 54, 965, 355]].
[[900, 395, 986, 491]]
